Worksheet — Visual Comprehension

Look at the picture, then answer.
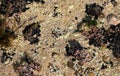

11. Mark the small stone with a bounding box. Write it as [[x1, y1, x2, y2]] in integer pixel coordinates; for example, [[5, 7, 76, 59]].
[[106, 14, 120, 26]]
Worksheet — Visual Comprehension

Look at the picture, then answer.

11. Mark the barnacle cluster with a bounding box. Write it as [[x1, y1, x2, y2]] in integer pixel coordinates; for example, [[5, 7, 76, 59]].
[[83, 26, 106, 47], [23, 22, 41, 44], [85, 3, 103, 19], [1, 50, 15, 63], [0, 0, 28, 16], [83, 24, 120, 58], [13, 52, 41, 76], [0, 16, 17, 47], [77, 3, 104, 31], [65, 40, 83, 56], [110, 0, 118, 6], [106, 24, 120, 58], [65, 40, 91, 65], [78, 3, 120, 58], [0, 27, 17, 46], [0, 0, 45, 16]]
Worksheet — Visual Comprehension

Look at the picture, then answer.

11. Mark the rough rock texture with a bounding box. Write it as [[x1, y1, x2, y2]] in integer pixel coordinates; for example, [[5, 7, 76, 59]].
[[0, 0, 120, 76]]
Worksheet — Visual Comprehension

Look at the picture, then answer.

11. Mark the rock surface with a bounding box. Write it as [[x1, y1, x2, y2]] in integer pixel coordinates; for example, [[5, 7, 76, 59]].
[[0, 0, 120, 76]]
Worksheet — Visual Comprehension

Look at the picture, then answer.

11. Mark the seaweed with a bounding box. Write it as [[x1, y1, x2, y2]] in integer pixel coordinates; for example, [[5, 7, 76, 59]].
[[82, 15, 97, 26], [77, 15, 98, 32]]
